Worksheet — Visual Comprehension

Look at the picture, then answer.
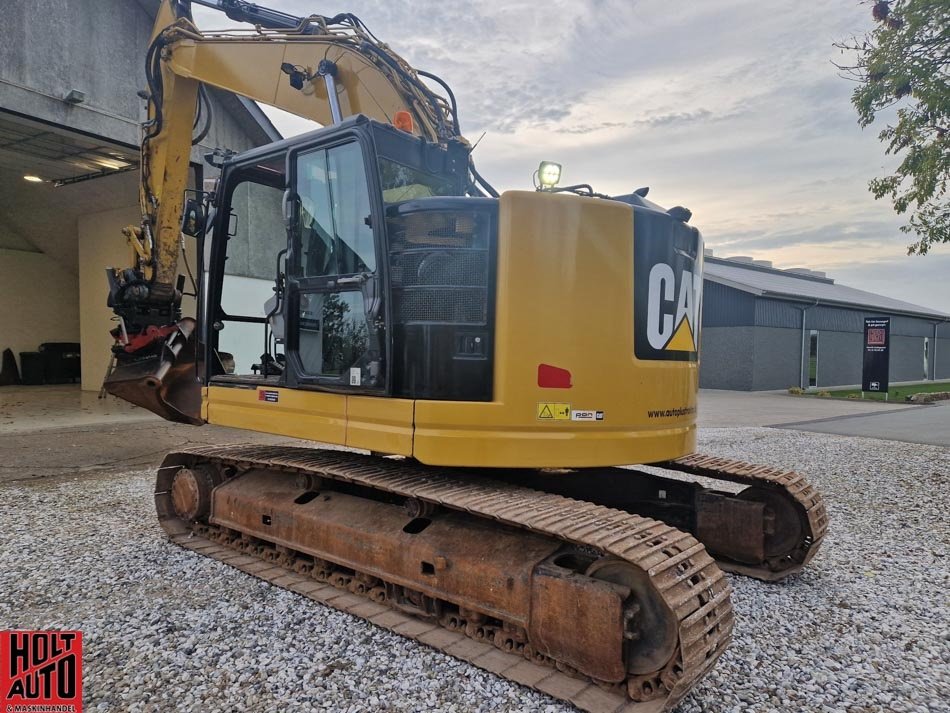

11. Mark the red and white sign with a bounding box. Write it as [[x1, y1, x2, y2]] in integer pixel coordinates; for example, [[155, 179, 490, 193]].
[[1, 630, 83, 712]]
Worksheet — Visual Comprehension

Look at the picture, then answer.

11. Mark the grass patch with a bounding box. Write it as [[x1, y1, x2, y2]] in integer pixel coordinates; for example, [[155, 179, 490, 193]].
[[791, 381, 950, 401]]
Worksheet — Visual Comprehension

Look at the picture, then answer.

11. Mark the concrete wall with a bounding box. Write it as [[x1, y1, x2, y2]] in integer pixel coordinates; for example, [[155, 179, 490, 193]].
[[752, 327, 801, 390], [699, 327, 753, 390], [0, 249, 80, 373], [811, 330, 862, 388], [78, 206, 197, 391], [1, 2, 272, 155], [0, 0, 152, 147]]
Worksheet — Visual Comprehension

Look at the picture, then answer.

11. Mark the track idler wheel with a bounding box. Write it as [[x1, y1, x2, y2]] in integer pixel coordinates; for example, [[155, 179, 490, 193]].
[[169, 466, 218, 521], [584, 557, 678, 676], [738, 486, 803, 559], [159, 463, 221, 527]]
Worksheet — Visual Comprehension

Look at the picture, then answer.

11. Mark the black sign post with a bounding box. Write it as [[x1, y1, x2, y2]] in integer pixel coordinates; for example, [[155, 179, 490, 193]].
[[862, 317, 890, 397]]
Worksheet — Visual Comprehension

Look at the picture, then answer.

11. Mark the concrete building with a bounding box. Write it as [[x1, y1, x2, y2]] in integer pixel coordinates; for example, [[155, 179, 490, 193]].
[[0, 0, 280, 390], [700, 255, 950, 391]]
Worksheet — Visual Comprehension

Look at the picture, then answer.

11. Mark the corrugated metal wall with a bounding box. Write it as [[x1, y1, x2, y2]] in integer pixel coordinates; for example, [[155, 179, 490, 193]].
[[701, 282, 950, 388], [751, 299, 939, 336], [701, 282, 755, 327], [753, 299, 801, 329]]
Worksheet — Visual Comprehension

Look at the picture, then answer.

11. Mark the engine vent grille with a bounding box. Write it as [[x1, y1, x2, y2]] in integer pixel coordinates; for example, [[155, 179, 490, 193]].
[[388, 209, 493, 325]]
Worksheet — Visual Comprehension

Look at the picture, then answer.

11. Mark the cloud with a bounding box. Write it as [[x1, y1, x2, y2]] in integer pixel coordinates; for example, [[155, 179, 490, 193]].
[[191, 0, 947, 310]]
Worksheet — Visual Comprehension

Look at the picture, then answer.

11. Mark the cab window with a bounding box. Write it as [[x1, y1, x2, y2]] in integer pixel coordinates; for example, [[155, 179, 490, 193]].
[[297, 142, 376, 276]]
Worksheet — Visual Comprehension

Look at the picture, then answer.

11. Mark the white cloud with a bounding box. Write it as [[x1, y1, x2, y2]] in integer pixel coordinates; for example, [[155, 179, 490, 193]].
[[191, 0, 948, 312]]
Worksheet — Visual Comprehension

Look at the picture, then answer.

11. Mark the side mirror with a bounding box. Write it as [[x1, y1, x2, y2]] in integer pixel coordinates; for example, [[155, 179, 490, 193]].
[[181, 198, 206, 238]]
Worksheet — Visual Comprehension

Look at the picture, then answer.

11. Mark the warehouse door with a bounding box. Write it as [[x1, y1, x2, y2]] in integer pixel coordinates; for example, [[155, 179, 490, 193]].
[[808, 330, 819, 388], [924, 337, 930, 380], [0, 111, 141, 393]]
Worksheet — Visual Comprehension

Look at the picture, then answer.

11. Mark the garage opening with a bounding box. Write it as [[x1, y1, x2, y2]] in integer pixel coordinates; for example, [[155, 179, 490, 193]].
[[0, 111, 173, 426]]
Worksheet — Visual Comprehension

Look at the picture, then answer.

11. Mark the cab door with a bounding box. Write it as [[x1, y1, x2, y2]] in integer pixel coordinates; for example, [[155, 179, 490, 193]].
[[285, 135, 413, 454], [285, 136, 387, 395]]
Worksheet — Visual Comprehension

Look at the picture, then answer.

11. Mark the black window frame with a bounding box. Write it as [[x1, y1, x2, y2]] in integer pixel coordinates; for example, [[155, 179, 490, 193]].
[[281, 126, 391, 394], [204, 153, 289, 380]]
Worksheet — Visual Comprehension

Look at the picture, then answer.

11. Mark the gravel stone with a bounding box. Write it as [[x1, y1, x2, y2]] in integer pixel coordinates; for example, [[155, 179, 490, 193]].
[[1, 427, 948, 712]]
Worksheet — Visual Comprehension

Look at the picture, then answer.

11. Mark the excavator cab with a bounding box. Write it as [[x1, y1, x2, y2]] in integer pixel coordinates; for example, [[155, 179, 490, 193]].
[[205, 115, 475, 393], [106, 108, 709, 467], [106, 115, 479, 424]]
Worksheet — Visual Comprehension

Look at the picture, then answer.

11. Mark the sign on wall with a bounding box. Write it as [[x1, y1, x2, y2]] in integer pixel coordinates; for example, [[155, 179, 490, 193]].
[[862, 317, 890, 393]]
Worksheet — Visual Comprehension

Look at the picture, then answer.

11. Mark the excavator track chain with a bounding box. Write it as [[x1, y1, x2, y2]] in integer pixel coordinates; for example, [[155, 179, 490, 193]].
[[156, 444, 735, 713], [660, 453, 829, 580], [492, 455, 829, 582]]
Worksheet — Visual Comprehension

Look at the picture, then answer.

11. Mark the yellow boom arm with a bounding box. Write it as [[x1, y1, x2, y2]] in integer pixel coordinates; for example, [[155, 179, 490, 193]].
[[115, 0, 463, 308]]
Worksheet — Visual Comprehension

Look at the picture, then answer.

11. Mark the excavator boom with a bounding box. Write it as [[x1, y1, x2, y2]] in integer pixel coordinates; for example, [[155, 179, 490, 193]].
[[108, 0, 464, 330]]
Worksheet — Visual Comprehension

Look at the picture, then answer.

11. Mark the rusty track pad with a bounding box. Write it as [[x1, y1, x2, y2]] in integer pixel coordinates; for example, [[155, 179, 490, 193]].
[[695, 492, 765, 565]]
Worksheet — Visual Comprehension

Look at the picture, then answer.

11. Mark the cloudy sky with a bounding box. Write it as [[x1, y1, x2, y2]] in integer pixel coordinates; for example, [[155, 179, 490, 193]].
[[194, 0, 950, 312]]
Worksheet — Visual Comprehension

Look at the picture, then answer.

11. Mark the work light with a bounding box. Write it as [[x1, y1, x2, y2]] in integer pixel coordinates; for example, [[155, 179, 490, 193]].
[[538, 161, 562, 189]]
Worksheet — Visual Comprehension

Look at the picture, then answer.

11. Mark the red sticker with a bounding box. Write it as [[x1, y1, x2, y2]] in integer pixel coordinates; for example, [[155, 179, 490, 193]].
[[537, 363, 572, 389], [1, 630, 83, 712], [258, 389, 279, 403]]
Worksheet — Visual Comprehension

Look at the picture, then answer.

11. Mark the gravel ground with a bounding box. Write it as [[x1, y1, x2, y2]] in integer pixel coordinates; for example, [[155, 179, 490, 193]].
[[1, 427, 948, 713]]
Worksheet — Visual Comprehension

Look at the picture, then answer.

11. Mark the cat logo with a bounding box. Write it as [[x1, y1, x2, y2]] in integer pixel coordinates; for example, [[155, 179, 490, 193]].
[[646, 264, 702, 353], [632, 211, 703, 363]]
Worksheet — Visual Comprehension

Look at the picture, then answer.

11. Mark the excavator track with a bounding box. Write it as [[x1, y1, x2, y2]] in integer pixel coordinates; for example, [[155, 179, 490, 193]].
[[156, 444, 734, 712], [659, 454, 829, 580], [490, 455, 828, 582]]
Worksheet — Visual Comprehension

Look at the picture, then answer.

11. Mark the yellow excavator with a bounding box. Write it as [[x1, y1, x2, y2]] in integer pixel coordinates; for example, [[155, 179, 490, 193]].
[[104, 1, 828, 710]]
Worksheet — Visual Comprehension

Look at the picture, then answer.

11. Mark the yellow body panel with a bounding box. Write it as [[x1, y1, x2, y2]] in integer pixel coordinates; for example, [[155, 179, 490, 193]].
[[345, 396, 414, 455], [205, 191, 698, 468], [208, 385, 347, 443], [207, 386, 414, 456], [414, 191, 696, 467]]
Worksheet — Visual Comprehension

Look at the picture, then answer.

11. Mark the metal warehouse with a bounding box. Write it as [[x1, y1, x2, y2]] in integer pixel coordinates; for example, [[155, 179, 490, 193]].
[[700, 254, 950, 391]]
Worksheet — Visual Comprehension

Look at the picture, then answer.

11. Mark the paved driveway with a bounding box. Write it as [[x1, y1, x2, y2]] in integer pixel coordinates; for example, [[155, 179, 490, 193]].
[[699, 389, 950, 447]]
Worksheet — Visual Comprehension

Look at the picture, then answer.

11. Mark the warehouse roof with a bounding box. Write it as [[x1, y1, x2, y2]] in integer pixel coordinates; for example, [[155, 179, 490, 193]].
[[704, 256, 950, 320]]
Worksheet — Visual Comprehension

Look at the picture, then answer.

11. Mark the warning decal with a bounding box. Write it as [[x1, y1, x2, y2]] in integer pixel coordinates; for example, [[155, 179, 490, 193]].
[[537, 402, 571, 420]]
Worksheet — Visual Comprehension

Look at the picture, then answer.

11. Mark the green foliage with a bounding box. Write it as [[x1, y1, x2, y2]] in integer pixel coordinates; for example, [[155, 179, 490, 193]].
[[837, 1, 950, 253], [320, 293, 368, 374]]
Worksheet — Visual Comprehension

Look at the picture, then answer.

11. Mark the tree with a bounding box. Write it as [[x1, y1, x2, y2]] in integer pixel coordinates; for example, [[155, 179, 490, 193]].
[[835, 1, 950, 254]]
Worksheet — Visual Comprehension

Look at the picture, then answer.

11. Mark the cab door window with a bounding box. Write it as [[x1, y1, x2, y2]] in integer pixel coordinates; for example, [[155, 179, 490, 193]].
[[298, 291, 369, 378], [293, 141, 383, 388], [297, 143, 375, 277]]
